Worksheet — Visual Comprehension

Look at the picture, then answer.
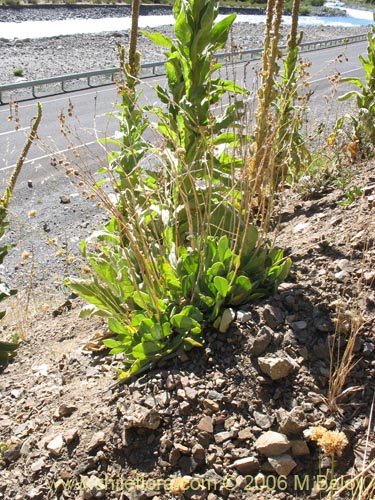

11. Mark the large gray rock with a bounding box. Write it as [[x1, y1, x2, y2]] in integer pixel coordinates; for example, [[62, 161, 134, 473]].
[[255, 431, 291, 456]]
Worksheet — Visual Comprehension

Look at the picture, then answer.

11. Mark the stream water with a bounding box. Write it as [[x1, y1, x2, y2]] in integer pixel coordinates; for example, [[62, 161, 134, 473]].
[[0, 2, 373, 39]]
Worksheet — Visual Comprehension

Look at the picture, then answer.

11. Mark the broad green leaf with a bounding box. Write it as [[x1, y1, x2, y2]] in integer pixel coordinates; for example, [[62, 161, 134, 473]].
[[213, 276, 229, 297], [141, 31, 173, 48], [108, 347, 126, 355], [210, 14, 236, 47], [133, 291, 153, 312], [103, 338, 121, 349], [108, 318, 133, 335]]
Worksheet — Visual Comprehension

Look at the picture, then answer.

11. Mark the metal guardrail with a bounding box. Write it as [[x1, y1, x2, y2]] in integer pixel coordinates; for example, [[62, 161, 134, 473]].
[[0, 33, 368, 105]]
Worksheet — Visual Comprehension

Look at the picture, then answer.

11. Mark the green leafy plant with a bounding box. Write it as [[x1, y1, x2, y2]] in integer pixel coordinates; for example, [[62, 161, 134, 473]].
[[66, 0, 291, 381], [337, 186, 363, 207], [12, 67, 24, 77], [69, 225, 291, 379], [337, 17, 375, 157]]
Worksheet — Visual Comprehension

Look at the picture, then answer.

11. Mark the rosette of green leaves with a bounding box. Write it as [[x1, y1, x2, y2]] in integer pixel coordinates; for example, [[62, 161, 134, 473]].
[[68, 224, 291, 380]]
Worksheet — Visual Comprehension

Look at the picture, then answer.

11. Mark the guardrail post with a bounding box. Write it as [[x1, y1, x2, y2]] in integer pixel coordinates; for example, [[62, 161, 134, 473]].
[[32, 85, 37, 98]]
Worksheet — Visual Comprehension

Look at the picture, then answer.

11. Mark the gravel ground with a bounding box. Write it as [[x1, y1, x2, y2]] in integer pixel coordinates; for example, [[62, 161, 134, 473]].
[[0, 6, 371, 85]]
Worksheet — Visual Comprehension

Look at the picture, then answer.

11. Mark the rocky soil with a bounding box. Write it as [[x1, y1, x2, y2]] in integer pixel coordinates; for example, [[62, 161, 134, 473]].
[[0, 156, 375, 499]]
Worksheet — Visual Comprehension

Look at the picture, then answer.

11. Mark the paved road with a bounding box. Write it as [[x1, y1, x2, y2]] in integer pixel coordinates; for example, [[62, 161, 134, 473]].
[[0, 40, 367, 185], [0, 40, 368, 290]]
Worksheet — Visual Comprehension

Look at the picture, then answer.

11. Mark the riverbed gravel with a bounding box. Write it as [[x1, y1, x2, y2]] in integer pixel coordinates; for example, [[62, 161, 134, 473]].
[[0, 6, 371, 86]]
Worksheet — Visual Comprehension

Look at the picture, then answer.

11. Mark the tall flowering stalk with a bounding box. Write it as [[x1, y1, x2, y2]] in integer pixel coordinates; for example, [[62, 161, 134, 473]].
[[250, 0, 285, 195], [274, 0, 310, 184]]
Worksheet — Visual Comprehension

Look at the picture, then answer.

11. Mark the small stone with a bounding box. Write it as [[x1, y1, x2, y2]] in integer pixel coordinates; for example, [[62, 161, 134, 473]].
[[179, 401, 191, 415], [255, 431, 291, 456], [291, 321, 307, 332], [229, 456, 259, 474], [60, 195, 71, 204], [219, 308, 236, 333], [122, 404, 160, 430], [175, 443, 190, 454], [203, 399, 220, 412], [207, 390, 224, 401], [238, 428, 253, 440], [293, 222, 310, 233], [185, 387, 198, 401], [30, 458, 46, 473], [277, 407, 308, 434], [192, 444, 206, 464], [250, 326, 273, 356], [253, 411, 273, 430], [46, 434, 64, 457], [364, 271, 375, 283], [237, 310, 252, 323], [290, 440, 310, 456], [215, 431, 235, 444], [64, 428, 79, 444], [197, 416, 214, 433], [258, 356, 296, 380], [263, 305, 284, 329], [26, 489, 44, 500], [55, 404, 78, 418], [268, 454, 297, 476], [87, 431, 105, 452], [335, 270, 350, 282]]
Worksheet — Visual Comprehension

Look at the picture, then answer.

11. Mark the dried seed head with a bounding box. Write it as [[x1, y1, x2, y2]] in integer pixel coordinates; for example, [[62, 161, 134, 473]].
[[308, 426, 327, 443], [308, 426, 348, 457], [318, 431, 348, 457]]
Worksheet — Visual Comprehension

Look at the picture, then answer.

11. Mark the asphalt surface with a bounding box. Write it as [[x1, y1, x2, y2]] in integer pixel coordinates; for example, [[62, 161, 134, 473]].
[[0, 40, 368, 290]]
